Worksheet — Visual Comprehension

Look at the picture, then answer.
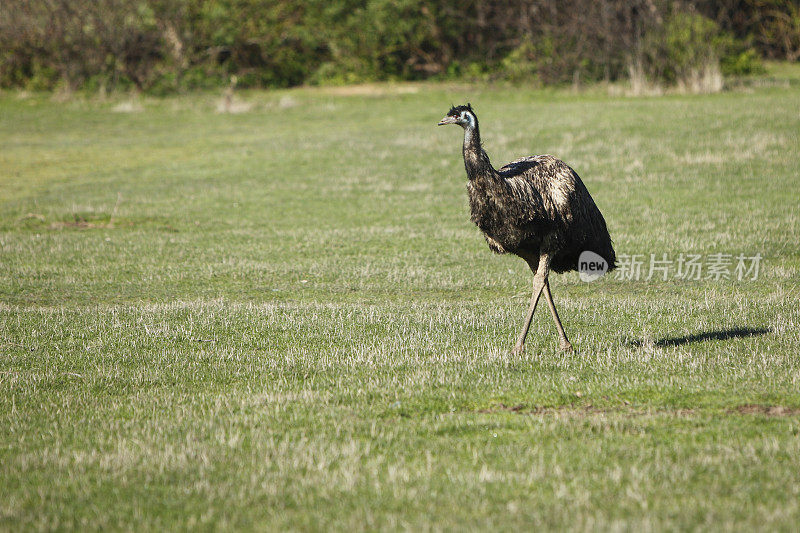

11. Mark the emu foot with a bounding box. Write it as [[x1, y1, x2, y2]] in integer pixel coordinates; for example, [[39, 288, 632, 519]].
[[511, 343, 525, 356], [560, 340, 574, 352]]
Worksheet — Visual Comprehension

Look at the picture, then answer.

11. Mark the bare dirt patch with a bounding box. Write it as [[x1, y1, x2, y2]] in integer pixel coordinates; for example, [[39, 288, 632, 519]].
[[478, 404, 800, 418], [477, 403, 527, 413], [733, 405, 800, 416], [475, 404, 658, 417], [49, 220, 113, 230]]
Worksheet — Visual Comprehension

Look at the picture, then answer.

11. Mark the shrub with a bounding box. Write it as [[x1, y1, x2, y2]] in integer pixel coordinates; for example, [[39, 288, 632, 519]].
[[0, 0, 784, 93], [635, 10, 761, 91]]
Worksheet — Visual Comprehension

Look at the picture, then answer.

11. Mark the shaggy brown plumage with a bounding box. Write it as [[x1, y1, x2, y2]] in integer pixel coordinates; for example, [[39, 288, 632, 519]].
[[438, 103, 615, 353]]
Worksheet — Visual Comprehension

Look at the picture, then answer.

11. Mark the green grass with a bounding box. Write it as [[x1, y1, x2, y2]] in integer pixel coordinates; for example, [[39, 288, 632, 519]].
[[1, 73, 799, 531]]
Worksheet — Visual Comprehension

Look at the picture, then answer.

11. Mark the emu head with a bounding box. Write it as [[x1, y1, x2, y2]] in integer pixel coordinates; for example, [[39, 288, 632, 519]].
[[438, 103, 476, 129]]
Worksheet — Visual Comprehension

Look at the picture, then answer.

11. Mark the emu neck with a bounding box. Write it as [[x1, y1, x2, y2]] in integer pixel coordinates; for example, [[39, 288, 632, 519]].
[[462, 124, 492, 181]]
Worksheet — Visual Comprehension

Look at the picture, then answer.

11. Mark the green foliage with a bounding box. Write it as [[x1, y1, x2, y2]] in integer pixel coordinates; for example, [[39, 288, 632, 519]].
[[308, 0, 447, 83], [637, 10, 762, 87], [500, 40, 545, 84], [642, 12, 722, 85], [24, 61, 59, 91], [0, 0, 783, 92], [666, 12, 722, 79], [720, 47, 764, 77]]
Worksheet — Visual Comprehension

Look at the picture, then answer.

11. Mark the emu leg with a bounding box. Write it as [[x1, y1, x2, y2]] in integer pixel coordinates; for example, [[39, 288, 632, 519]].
[[543, 279, 573, 352], [511, 254, 551, 355]]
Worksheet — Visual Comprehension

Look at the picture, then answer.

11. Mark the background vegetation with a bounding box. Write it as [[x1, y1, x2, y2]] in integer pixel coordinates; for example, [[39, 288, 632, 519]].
[[2, 0, 799, 93]]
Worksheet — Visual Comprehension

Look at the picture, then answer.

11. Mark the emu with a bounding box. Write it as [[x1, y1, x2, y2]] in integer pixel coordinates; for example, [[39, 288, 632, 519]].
[[438, 103, 615, 353]]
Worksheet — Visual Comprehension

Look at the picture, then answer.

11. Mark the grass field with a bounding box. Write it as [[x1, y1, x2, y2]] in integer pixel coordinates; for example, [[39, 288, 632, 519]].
[[1, 68, 800, 530]]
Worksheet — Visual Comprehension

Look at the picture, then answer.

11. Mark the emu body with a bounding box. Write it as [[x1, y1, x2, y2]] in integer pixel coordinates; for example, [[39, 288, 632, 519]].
[[438, 104, 615, 353]]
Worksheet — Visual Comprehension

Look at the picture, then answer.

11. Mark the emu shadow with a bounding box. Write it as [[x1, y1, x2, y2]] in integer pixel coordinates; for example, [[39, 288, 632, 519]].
[[628, 327, 770, 348]]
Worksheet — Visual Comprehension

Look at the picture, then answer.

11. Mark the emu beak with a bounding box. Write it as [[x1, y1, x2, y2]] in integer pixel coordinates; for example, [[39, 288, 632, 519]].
[[438, 115, 457, 126]]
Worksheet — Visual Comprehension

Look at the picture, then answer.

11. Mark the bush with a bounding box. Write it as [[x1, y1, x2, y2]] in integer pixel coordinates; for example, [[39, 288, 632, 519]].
[[635, 10, 761, 91], [721, 49, 763, 76], [0, 0, 784, 93]]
